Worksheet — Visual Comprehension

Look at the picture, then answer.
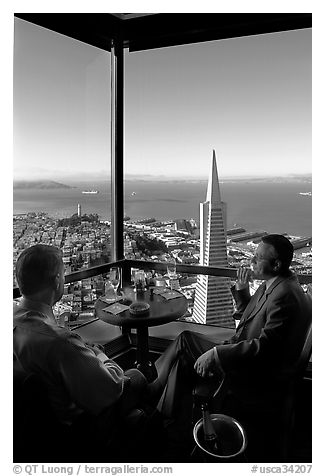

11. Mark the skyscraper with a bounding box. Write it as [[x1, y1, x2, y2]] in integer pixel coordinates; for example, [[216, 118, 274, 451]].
[[192, 151, 235, 327]]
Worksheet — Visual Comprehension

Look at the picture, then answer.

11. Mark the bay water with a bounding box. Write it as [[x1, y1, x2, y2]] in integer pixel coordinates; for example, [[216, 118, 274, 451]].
[[13, 180, 312, 238]]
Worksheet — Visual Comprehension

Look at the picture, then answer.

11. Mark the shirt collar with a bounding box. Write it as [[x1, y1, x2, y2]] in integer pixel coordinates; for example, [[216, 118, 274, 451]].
[[265, 276, 278, 290], [19, 297, 57, 325]]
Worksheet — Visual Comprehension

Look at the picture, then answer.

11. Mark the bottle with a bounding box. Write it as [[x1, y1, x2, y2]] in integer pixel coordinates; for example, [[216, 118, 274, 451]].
[[201, 403, 220, 454], [134, 270, 146, 294]]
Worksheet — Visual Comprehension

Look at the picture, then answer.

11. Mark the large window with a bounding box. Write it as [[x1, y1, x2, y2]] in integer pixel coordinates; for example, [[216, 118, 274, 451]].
[[13, 19, 312, 329]]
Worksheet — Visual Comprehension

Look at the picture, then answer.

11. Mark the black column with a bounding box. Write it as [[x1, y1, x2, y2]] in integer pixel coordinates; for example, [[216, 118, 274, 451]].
[[111, 38, 124, 262]]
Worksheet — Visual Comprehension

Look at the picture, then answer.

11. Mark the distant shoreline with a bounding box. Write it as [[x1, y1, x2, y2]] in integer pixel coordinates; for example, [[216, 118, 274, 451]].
[[13, 180, 74, 190], [13, 174, 312, 188]]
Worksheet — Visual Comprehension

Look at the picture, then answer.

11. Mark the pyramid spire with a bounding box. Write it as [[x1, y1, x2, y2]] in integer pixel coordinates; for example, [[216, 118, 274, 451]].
[[206, 150, 222, 204], [192, 150, 234, 328]]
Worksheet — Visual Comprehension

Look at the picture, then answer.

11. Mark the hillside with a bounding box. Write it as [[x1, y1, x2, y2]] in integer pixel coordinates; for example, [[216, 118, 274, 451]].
[[14, 180, 73, 190]]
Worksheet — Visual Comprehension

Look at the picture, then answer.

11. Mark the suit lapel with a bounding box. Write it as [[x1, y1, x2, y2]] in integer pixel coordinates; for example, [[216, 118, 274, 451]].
[[236, 283, 265, 331], [236, 275, 286, 331]]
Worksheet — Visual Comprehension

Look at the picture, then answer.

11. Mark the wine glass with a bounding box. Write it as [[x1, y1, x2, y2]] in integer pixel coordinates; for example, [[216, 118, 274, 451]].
[[167, 257, 177, 286], [110, 267, 121, 303]]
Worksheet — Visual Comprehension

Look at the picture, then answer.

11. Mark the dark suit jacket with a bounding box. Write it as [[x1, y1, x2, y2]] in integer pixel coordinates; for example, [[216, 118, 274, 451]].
[[216, 272, 311, 402]]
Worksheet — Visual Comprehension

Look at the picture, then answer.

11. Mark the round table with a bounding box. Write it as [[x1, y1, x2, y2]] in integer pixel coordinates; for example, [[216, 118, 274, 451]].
[[95, 287, 188, 382]]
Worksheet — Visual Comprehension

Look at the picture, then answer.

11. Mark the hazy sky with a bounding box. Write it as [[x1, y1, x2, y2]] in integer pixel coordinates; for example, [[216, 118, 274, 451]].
[[13, 17, 311, 181]]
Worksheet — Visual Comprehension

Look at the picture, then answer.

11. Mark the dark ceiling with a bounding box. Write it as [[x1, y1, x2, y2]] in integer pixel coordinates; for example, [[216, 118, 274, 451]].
[[14, 13, 311, 52]]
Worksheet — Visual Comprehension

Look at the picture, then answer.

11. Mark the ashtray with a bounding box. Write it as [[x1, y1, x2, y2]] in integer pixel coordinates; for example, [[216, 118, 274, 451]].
[[129, 302, 150, 316]]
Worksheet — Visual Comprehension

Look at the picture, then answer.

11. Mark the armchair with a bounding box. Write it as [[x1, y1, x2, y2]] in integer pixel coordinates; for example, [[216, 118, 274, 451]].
[[13, 364, 157, 462]]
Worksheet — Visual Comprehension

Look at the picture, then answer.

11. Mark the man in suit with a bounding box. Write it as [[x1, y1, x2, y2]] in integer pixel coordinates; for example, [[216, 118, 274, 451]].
[[150, 234, 311, 421]]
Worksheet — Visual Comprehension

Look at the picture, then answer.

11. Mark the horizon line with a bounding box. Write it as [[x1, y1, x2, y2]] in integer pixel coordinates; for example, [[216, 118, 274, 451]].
[[13, 172, 312, 182]]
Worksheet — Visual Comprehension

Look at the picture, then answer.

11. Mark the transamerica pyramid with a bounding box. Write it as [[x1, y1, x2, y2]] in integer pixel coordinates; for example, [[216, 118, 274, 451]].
[[192, 150, 235, 327]]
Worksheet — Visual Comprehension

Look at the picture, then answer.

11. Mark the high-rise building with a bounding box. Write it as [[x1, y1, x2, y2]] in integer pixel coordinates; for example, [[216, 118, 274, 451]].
[[77, 203, 81, 218], [192, 151, 235, 327]]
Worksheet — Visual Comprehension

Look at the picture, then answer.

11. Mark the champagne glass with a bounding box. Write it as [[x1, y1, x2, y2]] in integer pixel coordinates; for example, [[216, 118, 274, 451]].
[[167, 257, 177, 286], [167, 257, 176, 277], [131, 268, 138, 285], [110, 267, 121, 303], [104, 278, 115, 301]]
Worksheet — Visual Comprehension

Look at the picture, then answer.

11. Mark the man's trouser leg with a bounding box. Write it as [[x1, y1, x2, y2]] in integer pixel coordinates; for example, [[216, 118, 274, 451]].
[[152, 330, 218, 419], [119, 368, 149, 415]]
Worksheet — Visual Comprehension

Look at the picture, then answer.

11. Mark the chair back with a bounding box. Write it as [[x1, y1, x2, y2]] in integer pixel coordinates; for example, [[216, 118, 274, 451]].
[[275, 293, 312, 462], [297, 292, 312, 375], [294, 322, 312, 378], [284, 292, 312, 384], [13, 364, 69, 462], [13, 362, 160, 462]]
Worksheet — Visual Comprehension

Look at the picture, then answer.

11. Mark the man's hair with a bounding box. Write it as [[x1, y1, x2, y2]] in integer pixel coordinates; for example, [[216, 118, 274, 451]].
[[16, 244, 63, 296], [261, 234, 294, 274]]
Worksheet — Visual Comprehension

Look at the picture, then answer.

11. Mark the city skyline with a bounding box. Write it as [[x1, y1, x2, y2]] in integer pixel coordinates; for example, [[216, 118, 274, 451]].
[[13, 18, 311, 181]]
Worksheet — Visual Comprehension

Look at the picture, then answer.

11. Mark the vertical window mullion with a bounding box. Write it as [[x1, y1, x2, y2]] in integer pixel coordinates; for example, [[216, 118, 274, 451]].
[[111, 38, 124, 262]]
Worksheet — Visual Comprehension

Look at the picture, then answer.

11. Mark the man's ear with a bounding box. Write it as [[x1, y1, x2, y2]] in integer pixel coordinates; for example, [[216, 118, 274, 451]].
[[273, 259, 281, 273], [54, 274, 60, 290]]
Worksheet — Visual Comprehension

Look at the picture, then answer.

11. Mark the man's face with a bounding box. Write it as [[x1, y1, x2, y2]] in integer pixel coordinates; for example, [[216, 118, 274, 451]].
[[250, 242, 279, 280]]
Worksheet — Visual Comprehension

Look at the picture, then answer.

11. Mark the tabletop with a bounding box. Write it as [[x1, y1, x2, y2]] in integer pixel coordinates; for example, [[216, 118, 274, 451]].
[[95, 286, 188, 328]]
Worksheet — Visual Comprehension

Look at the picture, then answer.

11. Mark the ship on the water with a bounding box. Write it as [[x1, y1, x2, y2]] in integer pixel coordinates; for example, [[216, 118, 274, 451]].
[[82, 190, 99, 195], [299, 192, 312, 197]]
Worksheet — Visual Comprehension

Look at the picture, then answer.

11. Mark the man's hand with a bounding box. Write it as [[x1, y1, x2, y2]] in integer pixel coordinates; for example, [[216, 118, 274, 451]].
[[236, 266, 252, 290], [194, 348, 217, 378]]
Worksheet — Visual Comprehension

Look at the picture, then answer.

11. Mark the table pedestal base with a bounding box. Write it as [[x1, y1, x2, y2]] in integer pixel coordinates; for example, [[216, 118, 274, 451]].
[[135, 327, 158, 383]]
